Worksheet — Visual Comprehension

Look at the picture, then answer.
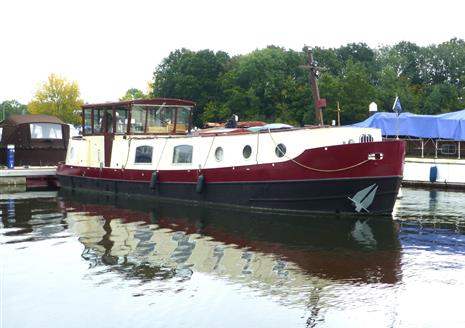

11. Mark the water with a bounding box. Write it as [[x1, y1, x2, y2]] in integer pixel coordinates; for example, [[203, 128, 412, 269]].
[[1, 187, 465, 328]]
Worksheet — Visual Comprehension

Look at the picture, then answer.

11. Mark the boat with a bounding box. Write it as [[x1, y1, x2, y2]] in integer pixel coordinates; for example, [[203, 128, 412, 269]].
[[355, 110, 465, 189], [0, 114, 71, 189], [56, 52, 405, 215], [55, 98, 405, 214]]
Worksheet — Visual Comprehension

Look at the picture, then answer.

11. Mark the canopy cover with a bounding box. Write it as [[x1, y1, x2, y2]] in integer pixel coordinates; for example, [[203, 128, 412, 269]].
[[353, 109, 465, 141]]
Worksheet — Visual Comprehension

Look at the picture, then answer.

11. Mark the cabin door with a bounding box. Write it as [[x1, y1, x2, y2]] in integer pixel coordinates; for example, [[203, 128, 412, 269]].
[[104, 133, 113, 167], [103, 109, 114, 167]]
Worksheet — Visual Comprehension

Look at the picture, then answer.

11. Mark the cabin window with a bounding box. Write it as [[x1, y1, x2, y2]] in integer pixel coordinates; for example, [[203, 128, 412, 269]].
[[131, 106, 146, 133], [215, 147, 224, 161], [115, 107, 128, 133], [176, 107, 191, 132], [30, 123, 62, 139], [0, 127, 2, 141], [84, 109, 92, 134], [93, 109, 103, 133], [275, 144, 286, 157], [147, 105, 175, 133], [440, 143, 456, 155], [359, 134, 374, 143], [135, 145, 153, 164], [173, 145, 193, 164], [243, 145, 252, 159]]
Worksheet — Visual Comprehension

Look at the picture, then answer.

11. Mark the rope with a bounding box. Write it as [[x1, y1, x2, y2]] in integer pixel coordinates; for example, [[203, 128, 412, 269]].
[[255, 131, 260, 164], [123, 137, 132, 168], [268, 129, 371, 173], [202, 135, 216, 169], [156, 137, 169, 171]]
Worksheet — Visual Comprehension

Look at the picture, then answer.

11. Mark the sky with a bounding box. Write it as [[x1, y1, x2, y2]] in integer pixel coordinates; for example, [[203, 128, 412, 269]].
[[1, 0, 464, 105]]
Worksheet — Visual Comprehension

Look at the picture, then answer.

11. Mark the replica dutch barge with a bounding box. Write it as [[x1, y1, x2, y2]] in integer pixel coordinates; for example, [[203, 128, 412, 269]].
[[56, 97, 405, 215]]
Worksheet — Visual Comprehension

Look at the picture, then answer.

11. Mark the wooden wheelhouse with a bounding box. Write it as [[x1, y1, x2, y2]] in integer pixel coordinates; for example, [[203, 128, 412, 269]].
[[81, 98, 195, 136]]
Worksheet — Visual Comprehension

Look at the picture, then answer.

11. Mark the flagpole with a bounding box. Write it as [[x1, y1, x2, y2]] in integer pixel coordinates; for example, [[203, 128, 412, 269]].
[[393, 95, 401, 140]]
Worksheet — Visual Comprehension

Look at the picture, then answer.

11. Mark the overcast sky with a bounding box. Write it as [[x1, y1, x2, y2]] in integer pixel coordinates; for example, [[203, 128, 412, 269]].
[[1, 0, 464, 104]]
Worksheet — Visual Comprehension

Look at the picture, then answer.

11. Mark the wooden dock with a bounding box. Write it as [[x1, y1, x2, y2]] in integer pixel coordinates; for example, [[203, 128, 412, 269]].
[[0, 166, 58, 189]]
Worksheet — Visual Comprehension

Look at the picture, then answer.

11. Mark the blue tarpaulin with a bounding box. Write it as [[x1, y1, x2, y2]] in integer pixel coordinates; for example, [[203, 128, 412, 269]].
[[353, 109, 465, 140]]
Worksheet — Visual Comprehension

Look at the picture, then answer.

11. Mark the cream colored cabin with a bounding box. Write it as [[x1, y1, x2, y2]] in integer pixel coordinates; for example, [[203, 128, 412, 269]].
[[66, 98, 382, 171]]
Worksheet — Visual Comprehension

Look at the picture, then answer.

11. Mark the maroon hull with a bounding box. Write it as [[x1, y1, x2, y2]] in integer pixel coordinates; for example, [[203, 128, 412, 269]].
[[57, 140, 405, 215]]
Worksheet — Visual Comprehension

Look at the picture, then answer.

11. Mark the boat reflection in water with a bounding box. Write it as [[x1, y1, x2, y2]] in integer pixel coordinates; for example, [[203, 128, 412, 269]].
[[58, 189, 402, 292]]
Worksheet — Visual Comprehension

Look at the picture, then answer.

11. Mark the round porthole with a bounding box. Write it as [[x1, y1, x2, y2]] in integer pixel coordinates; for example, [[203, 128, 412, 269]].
[[215, 147, 224, 161], [243, 145, 252, 159], [275, 143, 286, 157]]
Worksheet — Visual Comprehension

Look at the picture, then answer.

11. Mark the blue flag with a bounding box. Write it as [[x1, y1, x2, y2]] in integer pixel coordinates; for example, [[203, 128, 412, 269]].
[[392, 96, 402, 114]]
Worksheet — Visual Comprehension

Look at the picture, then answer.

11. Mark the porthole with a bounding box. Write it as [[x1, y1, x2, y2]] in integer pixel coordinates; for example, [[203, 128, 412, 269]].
[[275, 143, 286, 158], [243, 145, 252, 159], [215, 147, 224, 161]]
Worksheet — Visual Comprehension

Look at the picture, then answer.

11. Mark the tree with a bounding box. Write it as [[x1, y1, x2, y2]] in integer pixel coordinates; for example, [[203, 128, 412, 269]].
[[120, 88, 148, 100], [1, 100, 28, 120], [153, 48, 230, 127], [28, 74, 83, 124]]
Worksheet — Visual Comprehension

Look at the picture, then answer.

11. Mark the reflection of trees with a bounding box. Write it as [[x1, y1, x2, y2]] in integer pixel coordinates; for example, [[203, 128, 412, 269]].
[[0, 193, 63, 238]]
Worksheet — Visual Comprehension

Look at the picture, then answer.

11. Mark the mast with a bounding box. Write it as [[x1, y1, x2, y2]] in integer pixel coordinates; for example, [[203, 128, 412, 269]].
[[306, 48, 326, 126]]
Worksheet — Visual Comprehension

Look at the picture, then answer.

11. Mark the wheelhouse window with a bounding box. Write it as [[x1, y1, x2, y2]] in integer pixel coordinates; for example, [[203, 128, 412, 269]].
[[146, 105, 174, 133], [146, 105, 191, 134], [131, 106, 146, 133], [135, 145, 153, 163], [173, 145, 193, 164], [93, 108, 104, 133], [83, 109, 92, 134], [30, 123, 62, 139], [176, 107, 191, 133], [115, 106, 128, 133]]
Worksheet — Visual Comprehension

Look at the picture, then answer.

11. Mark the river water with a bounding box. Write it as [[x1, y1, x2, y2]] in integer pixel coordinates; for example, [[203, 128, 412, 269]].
[[1, 187, 465, 328]]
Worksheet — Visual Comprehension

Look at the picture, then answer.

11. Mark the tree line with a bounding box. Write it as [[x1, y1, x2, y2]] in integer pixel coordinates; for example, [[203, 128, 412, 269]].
[[2, 38, 465, 126], [152, 39, 465, 126]]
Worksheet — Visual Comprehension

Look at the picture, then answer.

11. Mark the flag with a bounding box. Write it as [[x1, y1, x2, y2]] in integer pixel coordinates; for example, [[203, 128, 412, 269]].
[[392, 96, 402, 114]]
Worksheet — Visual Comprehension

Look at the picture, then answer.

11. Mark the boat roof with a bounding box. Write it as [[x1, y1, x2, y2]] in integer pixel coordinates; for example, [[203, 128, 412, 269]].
[[354, 109, 465, 140], [82, 98, 196, 109], [1, 114, 65, 126]]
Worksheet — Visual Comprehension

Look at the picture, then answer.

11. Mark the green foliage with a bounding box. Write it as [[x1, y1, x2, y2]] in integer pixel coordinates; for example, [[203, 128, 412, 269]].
[[120, 88, 148, 100], [1, 100, 28, 121], [153, 39, 465, 127], [153, 48, 230, 127], [28, 74, 83, 125]]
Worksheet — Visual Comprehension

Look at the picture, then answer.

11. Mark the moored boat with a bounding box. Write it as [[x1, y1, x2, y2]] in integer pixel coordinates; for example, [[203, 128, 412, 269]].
[[0, 114, 71, 189], [56, 96, 405, 215], [355, 110, 465, 189]]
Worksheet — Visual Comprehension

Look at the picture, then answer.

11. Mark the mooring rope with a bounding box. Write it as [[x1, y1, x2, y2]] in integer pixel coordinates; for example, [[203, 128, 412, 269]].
[[202, 135, 216, 169], [268, 129, 371, 172], [156, 137, 169, 171]]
